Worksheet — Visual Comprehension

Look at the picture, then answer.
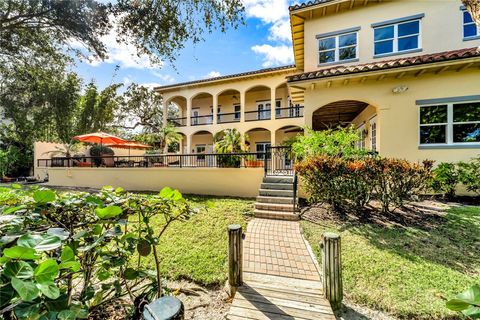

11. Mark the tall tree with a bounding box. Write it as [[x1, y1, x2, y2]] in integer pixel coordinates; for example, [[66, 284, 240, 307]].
[[0, 0, 244, 65]]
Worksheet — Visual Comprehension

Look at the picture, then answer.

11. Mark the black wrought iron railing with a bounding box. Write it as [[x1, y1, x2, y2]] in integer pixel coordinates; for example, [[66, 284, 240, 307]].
[[217, 112, 241, 124], [245, 109, 271, 121], [168, 117, 187, 127], [37, 153, 275, 169], [191, 115, 213, 126], [275, 106, 304, 119]]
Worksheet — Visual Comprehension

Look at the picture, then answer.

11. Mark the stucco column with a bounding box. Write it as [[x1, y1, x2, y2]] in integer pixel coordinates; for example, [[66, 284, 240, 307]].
[[186, 97, 192, 127], [270, 130, 277, 147], [162, 100, 168, 126], [270, 87, 276, 120], [212, 94, 218, 125], [186, 134, 192, 154], [240, 91, 246, 123]]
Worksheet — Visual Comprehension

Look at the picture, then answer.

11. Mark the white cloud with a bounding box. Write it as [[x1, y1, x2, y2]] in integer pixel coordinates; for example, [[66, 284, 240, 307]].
[[244, 0, 295, 67], [203, 71, 221, 79], [243, 0, 289, 24], [140, 82, 162, 90], [151, 71, 176, 84], [268, 19, 292, 42], [81, 16, 161, 70], [251, 44, 294, 67]]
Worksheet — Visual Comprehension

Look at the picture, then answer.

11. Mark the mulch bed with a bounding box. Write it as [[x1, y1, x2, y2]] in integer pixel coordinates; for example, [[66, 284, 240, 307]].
[[299, 197, 474, 230]]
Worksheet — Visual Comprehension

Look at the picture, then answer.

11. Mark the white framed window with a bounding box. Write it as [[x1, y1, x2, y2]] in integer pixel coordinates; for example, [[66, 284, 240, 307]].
[[374, 18, 421, 56], [233, 104, 241, 120], [462, 9, 479, 39], [256, 101, 271, 120], [419, 101, 480, 146], [370, 115, 377, 152], [195, 144, 206, 160], [318, 31, 358, 64], [256, 142, 271, 160], [275, 100, 282, 117], [191, 108, 200, 125], [356, 123, 367, 150]]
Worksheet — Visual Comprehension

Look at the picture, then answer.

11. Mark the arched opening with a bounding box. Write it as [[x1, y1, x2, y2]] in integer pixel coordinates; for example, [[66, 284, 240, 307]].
[[274, 83, 297, 119], [312, 100, 379, 152], [190, 130, 214, 154], [275, 125, 304, 146], [245, 127, 271, 160], [167, 96, 187, 127], [245, 85, 271, 121], [191, 92, 213, 126], [216, 89, 241, 124]]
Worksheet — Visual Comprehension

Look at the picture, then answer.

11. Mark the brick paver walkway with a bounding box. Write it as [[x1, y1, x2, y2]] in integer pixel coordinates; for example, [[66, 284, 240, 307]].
[[227, 218, 335, 320], [243, 218, 320, 281]]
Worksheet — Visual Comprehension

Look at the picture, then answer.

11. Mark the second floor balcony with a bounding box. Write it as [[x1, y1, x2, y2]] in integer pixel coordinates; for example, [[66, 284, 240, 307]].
[[166, 84, 304, 128]]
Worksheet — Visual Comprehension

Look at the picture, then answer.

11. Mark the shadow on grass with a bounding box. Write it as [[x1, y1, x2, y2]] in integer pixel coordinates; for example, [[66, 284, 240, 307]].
[[344, 206, 480, 274]]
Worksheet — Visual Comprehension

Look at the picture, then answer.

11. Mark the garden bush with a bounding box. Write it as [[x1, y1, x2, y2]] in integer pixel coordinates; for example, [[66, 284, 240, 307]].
[[431, 156, 480, 198], [0, 185, 196, 319], [89, 145, 114, 166], [295, 156, 433, 213], [292, 126, 369, 160]]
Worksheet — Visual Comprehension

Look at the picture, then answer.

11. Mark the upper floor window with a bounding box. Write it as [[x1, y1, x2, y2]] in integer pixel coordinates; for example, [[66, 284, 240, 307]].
[[372, 14, 424, 57], [463, 9, 479, 39], [374, 20, 420, 56], [419, 101, 480, 146], [318, 31, 358, 65]]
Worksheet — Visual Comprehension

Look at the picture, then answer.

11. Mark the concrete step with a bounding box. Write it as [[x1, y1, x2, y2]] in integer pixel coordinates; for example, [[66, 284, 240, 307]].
[[263, 176, 294, 184], [256, 196, 294, 204], [260, 183, 294, 190], [255, 202, 296, 212], [254, 209, 300, 221], [258, 189, 294, 197]]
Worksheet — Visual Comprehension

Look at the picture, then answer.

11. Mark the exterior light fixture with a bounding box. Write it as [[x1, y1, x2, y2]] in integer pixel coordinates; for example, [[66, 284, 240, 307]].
[[392, 85, 409, 94]]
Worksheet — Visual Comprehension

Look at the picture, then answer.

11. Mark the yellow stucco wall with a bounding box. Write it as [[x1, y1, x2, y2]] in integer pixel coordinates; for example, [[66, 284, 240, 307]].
[[45, 167, 264, 197], [303, 69, 480, 164], [303, 0, 480, 72]]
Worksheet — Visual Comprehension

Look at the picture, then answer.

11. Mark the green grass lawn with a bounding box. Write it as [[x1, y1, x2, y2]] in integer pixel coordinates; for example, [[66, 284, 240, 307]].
[[302, 206, 480, 319], [137, 195, 252, 286]]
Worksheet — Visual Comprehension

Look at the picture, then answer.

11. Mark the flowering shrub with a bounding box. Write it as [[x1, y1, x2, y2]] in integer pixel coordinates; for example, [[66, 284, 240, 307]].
[[295, 156, 433, 213]]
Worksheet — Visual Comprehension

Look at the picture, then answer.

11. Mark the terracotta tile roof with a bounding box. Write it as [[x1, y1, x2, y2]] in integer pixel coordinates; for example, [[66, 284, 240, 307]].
[[289, 0, 336, 12], [155, 65, 296, 91], [287, 47, 480, 83]]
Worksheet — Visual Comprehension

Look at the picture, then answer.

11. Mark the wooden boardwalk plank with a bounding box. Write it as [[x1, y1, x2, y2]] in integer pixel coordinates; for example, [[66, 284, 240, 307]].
[[226, 219, 335, 320]]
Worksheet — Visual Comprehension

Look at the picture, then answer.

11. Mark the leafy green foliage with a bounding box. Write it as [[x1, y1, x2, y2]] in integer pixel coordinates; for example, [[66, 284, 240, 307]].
[[431, 156, 480, 198], [446, 285, 480, 318], [292, 126, 369, 160], [295, 156, 433, 213], [0, 185, 196, 318]]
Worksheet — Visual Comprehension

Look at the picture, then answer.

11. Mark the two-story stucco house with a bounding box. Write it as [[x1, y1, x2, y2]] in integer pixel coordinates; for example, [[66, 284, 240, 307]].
[[156, 0, 480, 164]]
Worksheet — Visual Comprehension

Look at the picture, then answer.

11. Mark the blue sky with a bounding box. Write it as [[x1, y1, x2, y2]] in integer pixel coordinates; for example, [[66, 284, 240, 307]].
[[73, 0, 295, 90]]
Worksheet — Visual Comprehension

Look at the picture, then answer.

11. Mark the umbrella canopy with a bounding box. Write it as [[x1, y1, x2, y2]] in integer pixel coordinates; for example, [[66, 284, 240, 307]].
[[105, 141, 151, 149], [73, 132, 127, 145]]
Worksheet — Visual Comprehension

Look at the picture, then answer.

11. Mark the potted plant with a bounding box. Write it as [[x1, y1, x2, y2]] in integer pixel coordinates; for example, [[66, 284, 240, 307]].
[[245, 154, 263, 168]]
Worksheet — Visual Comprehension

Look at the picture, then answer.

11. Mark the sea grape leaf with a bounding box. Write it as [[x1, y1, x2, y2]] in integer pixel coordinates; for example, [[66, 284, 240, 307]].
[[34, 259, 59, 283], [11, 278, 40, 301]]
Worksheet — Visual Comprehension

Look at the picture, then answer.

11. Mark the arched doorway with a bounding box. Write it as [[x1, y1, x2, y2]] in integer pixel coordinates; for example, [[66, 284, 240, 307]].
[[167, 96, 187, 127], [312, 100, 378, 152], [216, 89, 241, 124], [191, 93, 213, 126], [245, 85, 271, 121]]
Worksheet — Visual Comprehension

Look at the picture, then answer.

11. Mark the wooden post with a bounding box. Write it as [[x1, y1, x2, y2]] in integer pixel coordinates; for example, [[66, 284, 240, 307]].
[[228, 224, 243, 297], [321, 232, 343, 311]]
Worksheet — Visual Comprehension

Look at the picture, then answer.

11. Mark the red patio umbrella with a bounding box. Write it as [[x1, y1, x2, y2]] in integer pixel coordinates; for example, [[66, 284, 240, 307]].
[[105, 141, 151, 156], [73, 132, 127, 147]]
